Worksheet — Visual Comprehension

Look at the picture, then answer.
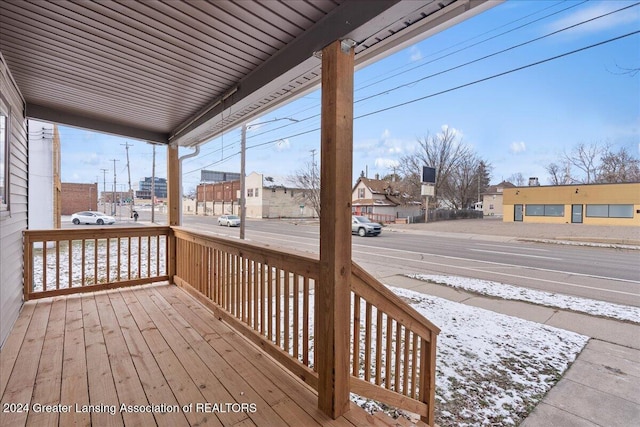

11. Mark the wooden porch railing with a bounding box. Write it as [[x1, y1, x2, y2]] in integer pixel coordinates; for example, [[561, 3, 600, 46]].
[[22, 226, 439, 424], [350, 263, 440, 424], [23, 227, 170, 300], [172, 228, 439, 425]]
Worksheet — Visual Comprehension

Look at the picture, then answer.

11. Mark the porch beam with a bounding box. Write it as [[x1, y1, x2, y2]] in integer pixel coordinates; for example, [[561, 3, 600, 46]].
[[317, 39, 354, 419]]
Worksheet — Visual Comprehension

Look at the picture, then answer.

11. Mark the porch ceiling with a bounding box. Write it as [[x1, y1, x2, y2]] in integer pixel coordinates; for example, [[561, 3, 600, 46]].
[[0, 0, 497, 146]]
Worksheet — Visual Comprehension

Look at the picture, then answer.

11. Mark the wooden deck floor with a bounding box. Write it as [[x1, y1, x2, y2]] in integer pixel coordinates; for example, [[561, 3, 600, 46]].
[[1, 283, 413, 427]]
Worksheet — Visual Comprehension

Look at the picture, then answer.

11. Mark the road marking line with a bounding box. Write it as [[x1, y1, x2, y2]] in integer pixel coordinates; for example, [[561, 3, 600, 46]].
[[225, 230, 640, 288], [473, 243, 550, 252], [468, 249, 561, 260]]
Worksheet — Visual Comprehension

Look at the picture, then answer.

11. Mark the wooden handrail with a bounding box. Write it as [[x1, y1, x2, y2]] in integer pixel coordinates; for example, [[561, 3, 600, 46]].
[[351, 263, 440, 337]]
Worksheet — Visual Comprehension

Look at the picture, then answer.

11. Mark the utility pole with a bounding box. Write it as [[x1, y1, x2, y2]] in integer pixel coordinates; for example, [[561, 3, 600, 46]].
[[310, 149, 317, 215], [240, 124, 247, 239], [100, 168, 108, 213], [122, 142, 133, 217], [110, 159, 119, 216], [151, 145, 156, 223]]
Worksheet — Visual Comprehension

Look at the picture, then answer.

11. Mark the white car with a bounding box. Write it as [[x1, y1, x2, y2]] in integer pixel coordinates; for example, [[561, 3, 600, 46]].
[[71, 211, 116, 225], [218, 215, 241, 227]]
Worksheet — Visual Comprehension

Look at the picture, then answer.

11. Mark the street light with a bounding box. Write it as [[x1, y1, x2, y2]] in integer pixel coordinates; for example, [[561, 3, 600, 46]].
[[240, 117, 298, 239]]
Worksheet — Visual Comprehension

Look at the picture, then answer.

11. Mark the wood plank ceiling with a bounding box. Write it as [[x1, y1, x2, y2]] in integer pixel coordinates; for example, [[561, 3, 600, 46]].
[[0, 0, 497, 147]]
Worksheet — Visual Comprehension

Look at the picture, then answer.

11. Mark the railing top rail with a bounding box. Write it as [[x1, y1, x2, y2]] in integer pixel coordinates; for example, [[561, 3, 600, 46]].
[[24, 226, 171, 240], [351, 262, 440, 337], [172, 227, 320, 277]]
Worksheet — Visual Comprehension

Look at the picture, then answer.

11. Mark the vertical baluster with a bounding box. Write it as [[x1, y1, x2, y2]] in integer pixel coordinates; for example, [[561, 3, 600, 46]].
[[375, 309, 382, 385], [302, 275, 309, 366], [94, 238, 98, 285], [233, 253, 237, 313], [364, 302, 372, 381], [411, 333, 419, 399], [246, 259, 253, 327], [267, 266, 273, 340], [293, 273, 299, 360], [395, 321, 402, 392], [241, 257, 247, 323], [385, 316, 393, 389], [116, 237, 121, 281], [42, 242, 48, 291], [156, 235, 161, 276], [137, 236, 141, 279], [127, 237, 132, 280], [352, 294, 361, 377], [68, 240, 73, 288], [55, 240, 60, 289], [403, 327, 410, 395], [106, 238, 110, 283], [81, 239, 86, 287], [275, 267, 281, 347], [253, 261, 259, 331], [283, 271, 290, 354], [145, 235, 150, 278]]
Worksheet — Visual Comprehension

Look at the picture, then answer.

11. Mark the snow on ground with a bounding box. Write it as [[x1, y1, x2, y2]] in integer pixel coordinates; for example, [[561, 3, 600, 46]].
[[389, 287, 588, 426], [31, 237, 167, 292], [407, 274, 640, 324]]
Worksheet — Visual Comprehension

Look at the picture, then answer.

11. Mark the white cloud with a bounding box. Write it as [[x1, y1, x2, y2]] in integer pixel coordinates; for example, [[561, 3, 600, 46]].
[[509, 141, 526, 154], [546, 2, 639, 36], [374, 158, 399, 169], [409, 46, 422, 62]]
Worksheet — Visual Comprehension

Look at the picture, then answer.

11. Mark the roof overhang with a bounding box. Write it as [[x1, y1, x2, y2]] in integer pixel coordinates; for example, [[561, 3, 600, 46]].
[[0, 0, 501, 147]]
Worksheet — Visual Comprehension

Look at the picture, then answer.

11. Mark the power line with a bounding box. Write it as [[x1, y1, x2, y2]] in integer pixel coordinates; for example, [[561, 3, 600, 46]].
[[356, 0, 590, 93], [356, 1, 640, 106], [187, 29, 639, 173], [356, 30, 640, 120]]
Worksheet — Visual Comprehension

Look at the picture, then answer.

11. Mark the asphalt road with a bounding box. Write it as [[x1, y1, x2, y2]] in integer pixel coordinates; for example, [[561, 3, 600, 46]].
[[63, 211, 640, 307]]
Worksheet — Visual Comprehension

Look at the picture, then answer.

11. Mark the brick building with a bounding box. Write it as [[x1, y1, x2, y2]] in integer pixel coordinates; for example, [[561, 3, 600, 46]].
[[196, 180, 241, 215], [60, 182, 98, 215]]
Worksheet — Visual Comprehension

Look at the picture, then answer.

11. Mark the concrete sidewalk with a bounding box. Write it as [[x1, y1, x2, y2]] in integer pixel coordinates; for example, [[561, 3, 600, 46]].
[[378, 273, 640, 426]]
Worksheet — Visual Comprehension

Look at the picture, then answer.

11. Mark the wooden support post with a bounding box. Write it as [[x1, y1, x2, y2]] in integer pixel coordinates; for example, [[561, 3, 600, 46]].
[[317, 39, 354, 419], [167, 144, 179, 282], [418, 334, 437, 426]]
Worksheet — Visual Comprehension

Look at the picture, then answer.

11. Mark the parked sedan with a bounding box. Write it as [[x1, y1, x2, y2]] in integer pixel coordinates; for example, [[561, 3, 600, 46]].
[[352, 215, 382, 237], [71, 211, 116, 225], [218, 214, 241, 227]]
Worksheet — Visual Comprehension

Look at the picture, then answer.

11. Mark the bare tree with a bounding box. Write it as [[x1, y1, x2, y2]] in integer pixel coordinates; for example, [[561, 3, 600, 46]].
[[441, 155, 491, 209], [545, 160, 573, 185], [507, 172, 526, 186], [546, 141, 639, 184], [597, 146, 640, 183], [397, 126, 473, 206], [288, 161, 320, 218], [564, 142, 605, 184]]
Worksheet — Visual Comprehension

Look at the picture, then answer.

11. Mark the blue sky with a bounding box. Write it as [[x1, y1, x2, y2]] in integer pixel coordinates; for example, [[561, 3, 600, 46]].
[[59, 0, 640, 193]]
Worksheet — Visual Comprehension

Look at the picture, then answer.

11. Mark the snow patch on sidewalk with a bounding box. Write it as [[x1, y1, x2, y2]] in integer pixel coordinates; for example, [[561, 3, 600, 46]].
[[407, 274, 640, 324]]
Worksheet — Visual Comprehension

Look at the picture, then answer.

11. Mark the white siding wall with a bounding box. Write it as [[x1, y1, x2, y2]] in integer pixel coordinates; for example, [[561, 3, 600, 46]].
[[0, 55, 28, 347], [28, 120, 54, 230]]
